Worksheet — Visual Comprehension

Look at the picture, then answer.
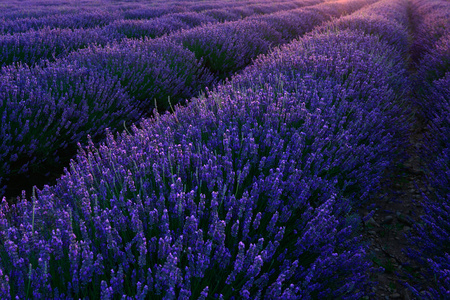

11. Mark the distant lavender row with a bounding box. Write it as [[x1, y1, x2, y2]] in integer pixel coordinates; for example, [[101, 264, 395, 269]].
[[0, 0, 323, 68], [170, 0, 378, 79], [0, 27, 126, 68], [0, 0, 299, 34], [0, 0, 377, 199], [0, 1, 116, 20], [121, 0, 303, 20], [415, 34, 450, 100], [409, 0, 450, 62], [0, 26, 413, 298], [107, 0, 322, 40], [313, 0, 410, 56], [0, 0, 237, 20], [0, 10, 121, 35]]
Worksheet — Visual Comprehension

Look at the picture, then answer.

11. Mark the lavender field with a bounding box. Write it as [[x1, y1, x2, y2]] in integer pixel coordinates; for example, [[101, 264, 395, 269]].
[[0, 0, 449, 298]]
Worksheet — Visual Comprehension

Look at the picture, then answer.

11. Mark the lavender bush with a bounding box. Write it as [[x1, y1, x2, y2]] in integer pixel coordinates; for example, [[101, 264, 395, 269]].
[[0, 27, 125, 67], [412, 33, 449, 118], [170, 20, 282, 78], [0, 10, 121, 35], [122, 5, 187, 20], [416, 34, 450, 88], [0, 63, 141, 199], [202, 8, 244, 22], [63, 37, 214, 113], [247, 8, 328, 44], [106, 17, 190, 40], [222, 29, 410, 204], [165, 12, 216, 27]]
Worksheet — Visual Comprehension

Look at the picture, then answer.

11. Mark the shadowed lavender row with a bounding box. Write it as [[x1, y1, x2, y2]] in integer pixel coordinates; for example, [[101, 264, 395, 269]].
[[0, 39, 211, 199], [0, 0, 323, 68], [405, 72, 450, 299], [0, 27, 410, 298], [0, 0, 375, 200], [169, 0, 377, 79], [404, 1, 450, 297], [409, 0, 450, 63]]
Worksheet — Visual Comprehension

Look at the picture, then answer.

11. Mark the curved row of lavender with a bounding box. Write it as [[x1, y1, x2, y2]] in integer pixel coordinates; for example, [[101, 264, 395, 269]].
[[231, 0, 412, 205], [0, 39, 211, 199], [1, 0, 299, 22], [169, 0, 377, 80], [0, 1, 414, 299], [108, 0, 322, 40], [111, 0, 308, 21], [312, 0, 410, 57], [403, 0, 450, 297], [406, 70, 450, 298], [0, 0, 375, 201], [0, 0, 323, 68], [409, 0, 450, 63], [0, 10, 122, 35]]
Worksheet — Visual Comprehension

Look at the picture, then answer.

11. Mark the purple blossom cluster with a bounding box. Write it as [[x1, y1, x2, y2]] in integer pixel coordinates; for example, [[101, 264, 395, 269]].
[[0, 62, 142, 199], [0, 11, 413, 296], [166, 12, 218, 27], [170, 19, 282, 79], [416, 34, 450, 95], [223, 28, 410, 205], [0, 37, 213, 198]]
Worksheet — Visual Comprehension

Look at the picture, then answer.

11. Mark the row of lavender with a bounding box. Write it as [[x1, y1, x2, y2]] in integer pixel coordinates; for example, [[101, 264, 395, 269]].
[[0, 0, 375, 200], [404, 0, 450, 298], [0, 0, 307, 34], [0, 0, 226, 21], [0, 0, 414, 298], [0, 0, 323, 67]]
